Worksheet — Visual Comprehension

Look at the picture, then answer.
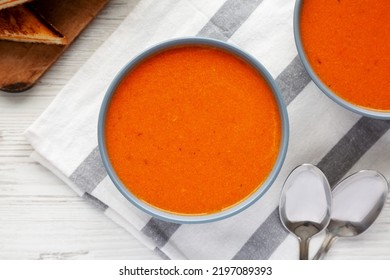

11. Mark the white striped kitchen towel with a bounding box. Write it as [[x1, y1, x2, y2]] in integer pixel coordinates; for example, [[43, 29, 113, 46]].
[[24, 0, 390, 259]]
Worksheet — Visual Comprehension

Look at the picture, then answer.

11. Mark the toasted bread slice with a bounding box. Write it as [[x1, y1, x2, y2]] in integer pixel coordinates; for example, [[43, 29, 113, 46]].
[[0, 0, 32, 11], [0, 4, 66, 45]]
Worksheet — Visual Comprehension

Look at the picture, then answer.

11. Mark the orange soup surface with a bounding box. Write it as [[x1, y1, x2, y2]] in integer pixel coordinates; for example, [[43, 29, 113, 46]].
[[105, 45, 281, 215], [301, 0, 390, 111]]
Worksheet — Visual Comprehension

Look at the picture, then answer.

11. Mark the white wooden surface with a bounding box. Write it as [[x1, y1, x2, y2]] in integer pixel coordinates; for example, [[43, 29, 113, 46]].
[[0, 0, 389, 260]]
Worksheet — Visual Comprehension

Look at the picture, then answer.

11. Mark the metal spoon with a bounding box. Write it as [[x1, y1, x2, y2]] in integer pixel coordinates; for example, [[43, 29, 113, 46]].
[[313, 170, 389, 260], [279, 164, 332, 260]]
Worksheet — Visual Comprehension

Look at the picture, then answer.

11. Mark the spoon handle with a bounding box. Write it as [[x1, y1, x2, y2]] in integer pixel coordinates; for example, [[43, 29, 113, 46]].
[[299, 237, 310, 260], [313, 232, 338, 260]]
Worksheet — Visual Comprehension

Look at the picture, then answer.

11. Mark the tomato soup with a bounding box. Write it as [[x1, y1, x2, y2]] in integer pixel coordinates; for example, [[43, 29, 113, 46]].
[[105, 45, 281, 215], [300, 0, 390, 111]]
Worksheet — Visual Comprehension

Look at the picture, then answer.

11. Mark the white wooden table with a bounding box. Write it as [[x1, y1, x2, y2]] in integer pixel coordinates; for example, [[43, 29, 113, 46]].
[[0, 0, 389, 260]]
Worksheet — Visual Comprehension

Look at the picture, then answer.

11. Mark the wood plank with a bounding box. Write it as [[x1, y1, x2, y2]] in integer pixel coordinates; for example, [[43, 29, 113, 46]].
[[0, 147, 159, 260]]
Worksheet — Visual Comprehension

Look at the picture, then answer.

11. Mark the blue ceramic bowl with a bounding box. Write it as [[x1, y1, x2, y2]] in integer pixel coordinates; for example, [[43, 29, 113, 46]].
[[98, 37, 289, 223], [294, 0, 390, 120]]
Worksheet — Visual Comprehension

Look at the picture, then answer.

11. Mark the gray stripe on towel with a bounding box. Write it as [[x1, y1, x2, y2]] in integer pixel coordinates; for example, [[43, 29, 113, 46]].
[[69, 146, 107, 193], [154, 247, 171, 260], [141, 218, 181, 248], [233, 209, 287, 259], [317, 117, 390, 187], [275, 55, 312, 106], [82, 192, 108, 212], [197, 0, 264, 39], [233, 117, 390, 259]]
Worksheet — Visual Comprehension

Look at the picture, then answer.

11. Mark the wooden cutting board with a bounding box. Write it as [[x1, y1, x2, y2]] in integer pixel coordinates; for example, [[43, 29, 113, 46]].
[[0, 0, 109, 92]]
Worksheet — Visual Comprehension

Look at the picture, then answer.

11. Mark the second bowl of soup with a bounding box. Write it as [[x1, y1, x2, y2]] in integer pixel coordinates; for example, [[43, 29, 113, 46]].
[[294, 0, 390, 119], [98, 37, 289, 223]]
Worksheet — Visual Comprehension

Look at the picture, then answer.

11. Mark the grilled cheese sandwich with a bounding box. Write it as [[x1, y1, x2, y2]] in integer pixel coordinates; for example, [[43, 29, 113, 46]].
[[0, 4, 66, 45], [0, 0, 32, 11]]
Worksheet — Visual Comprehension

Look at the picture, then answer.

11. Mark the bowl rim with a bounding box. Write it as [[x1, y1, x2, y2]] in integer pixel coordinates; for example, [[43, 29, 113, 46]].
[[293, 0, 390, 120], [97, 37, 289, 224]]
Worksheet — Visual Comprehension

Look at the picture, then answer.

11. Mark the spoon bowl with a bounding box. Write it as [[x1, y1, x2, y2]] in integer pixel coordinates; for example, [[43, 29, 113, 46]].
[[313, 170, 389, 259], [279, 164, 332, 259]]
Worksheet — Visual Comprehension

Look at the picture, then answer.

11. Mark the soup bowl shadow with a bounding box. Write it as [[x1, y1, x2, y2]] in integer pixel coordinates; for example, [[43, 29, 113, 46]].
[[293, 0, 390, 120], [98, 37, 289, 224]]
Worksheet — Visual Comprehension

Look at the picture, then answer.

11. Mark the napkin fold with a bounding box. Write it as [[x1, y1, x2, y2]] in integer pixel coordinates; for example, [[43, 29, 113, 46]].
[[25, 0, 390, 259]]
